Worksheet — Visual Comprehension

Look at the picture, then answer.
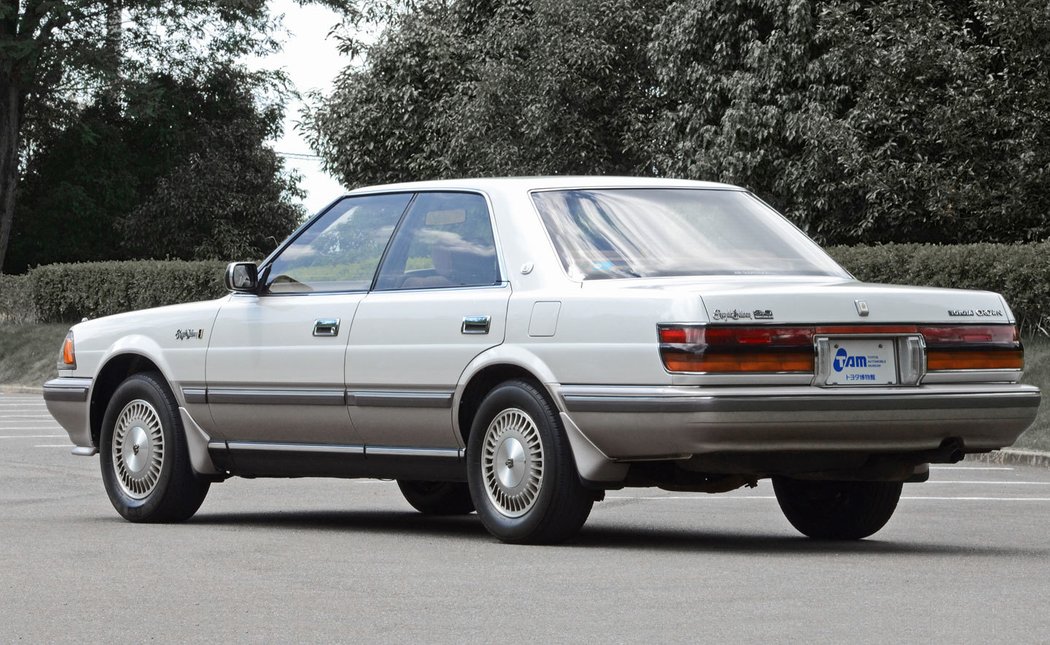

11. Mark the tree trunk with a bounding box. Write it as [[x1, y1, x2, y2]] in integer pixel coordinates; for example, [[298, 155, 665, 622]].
[[105, 0, 123, 99], [0, 72, 21, 273]]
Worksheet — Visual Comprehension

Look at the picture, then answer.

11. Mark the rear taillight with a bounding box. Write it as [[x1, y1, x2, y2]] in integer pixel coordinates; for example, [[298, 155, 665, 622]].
[[919, 324, 1023, 371], [658, 323, 1023, 374], [658, 325, 815, 373]]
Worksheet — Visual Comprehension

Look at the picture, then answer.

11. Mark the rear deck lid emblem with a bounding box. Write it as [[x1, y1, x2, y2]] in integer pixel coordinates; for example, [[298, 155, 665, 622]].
[[855, 300, 870, 317]]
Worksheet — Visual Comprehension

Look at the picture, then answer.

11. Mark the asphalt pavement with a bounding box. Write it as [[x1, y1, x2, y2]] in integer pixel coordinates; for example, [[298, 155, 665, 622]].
[[3, 391, 1049, 643]]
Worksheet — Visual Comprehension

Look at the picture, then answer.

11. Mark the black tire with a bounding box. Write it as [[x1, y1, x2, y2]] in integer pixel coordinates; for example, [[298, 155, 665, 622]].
[[396, 480, 475, 515], [772, 477, 903, 540], [466, 380, 594, 544], [99, 372, 210, 522]]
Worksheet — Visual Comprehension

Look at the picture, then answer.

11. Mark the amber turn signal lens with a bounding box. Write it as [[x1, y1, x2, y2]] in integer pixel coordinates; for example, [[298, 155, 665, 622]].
[[926, 349, 1024, 371], [61, 333, 76, 368]]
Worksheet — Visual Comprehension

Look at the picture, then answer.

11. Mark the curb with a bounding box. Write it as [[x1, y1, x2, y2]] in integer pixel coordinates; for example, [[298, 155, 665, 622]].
[[0, 384, 44, 394], [967, 449, 1050, 469]]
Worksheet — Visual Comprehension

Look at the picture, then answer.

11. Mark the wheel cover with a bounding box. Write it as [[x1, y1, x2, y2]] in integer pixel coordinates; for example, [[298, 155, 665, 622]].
[[111, 399, 165, 500], [482, 408, 544, 518]]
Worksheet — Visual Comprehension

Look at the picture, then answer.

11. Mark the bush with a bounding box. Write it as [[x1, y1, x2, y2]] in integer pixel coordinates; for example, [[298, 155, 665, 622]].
[[1, 261, 229, 324], [3, 245, 1049, 331], [828, 243, 1050, 335]]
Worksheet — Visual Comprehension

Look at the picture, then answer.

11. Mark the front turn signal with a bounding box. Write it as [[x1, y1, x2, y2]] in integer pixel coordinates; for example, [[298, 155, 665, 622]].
[[60, 331, 76, 370]]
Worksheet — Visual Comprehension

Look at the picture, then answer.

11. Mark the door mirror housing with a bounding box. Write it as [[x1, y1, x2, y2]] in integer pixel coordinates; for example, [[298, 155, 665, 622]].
[[224, 262, 259, 293]]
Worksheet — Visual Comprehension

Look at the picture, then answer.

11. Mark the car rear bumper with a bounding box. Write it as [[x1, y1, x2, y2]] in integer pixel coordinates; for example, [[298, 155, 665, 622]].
[[43, 377, 94, 453], [558, 383, 1041, 460]]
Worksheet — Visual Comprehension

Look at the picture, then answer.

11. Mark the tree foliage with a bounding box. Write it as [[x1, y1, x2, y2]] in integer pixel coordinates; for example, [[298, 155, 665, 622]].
[[306, 0, 1050, 245], [0, 0, 361, 272], [5, 65, 303, 272], [303, 0, 667, 185]]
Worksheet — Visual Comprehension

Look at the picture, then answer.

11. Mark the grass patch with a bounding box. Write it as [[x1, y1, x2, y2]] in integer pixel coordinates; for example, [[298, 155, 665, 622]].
[[0, 323, 68, 387], [1016, 335, 1050, 452]]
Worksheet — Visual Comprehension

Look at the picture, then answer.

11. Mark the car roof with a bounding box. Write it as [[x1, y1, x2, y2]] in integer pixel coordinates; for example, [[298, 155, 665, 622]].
[[345, 176, 742, 195]]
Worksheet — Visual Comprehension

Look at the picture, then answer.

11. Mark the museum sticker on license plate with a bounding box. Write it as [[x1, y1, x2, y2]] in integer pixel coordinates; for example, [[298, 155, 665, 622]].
[[825, 338, 898, 386]]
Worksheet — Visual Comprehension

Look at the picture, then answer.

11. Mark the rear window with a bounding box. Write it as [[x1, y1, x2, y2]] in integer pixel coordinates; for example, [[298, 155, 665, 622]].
[[531, 188, 848, 280]]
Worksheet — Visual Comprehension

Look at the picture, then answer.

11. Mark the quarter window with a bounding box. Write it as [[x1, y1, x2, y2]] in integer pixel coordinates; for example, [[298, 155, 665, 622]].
[[374, 192, 499, 290], [265, 193, 412, 293]]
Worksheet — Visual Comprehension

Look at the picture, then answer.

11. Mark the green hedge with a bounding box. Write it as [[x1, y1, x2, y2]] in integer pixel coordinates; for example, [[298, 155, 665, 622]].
[[1, 261, 228, 324], [1, 245, 1048, 329], [828, 242, 1050, 334]]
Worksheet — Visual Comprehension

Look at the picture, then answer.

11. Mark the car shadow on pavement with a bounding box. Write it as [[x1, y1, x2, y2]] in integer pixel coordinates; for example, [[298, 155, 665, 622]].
[[568, 524, 1037, 557], [187, 509, 488, 537], [175, 510, 1041, 557]]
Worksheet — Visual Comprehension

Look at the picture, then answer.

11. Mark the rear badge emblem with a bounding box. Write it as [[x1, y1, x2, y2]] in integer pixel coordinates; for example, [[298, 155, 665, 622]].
[[855, 300, 870, 317]]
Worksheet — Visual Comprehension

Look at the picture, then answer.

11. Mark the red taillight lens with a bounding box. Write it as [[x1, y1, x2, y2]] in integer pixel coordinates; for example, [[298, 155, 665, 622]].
[[920, 324, 1023, 371], [659, 325, 815, 374]]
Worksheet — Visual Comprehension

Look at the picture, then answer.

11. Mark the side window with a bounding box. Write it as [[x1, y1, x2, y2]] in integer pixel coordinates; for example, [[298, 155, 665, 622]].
[[265, 193, 412, 293], [374, 192, 499, 291]]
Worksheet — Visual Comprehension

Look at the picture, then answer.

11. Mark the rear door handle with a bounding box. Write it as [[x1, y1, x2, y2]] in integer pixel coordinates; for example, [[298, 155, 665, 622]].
[[313, 318, 341, 337], [462, 315, 491, 335]]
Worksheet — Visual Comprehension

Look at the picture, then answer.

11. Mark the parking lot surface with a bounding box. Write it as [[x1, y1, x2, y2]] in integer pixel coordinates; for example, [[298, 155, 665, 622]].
[[3, 392, 1049, 643]]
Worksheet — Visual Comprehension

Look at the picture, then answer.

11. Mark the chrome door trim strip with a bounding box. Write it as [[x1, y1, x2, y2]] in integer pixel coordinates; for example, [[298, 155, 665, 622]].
[[348, 390, 454, 408], [366, 446, 463, 459], [182, 388, 208, 404], [207, 388, 346, 406], [226, 441, 365, 455]]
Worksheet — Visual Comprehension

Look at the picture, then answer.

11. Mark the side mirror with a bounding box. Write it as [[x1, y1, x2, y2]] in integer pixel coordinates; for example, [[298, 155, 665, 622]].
[[224, 262, 259, 293]]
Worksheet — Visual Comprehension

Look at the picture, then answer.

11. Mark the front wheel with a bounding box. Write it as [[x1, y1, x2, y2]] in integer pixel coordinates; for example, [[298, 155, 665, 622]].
[[772, 477, 902, 540], [466, 380, 594, 544], [99, 373, 210, 522]]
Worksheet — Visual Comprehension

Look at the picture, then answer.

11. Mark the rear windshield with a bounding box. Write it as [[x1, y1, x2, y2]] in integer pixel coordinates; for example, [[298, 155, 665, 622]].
[[531, 188, 849, 280]]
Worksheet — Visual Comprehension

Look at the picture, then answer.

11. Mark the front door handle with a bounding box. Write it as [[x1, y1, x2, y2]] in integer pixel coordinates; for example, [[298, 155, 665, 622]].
[[313, 318, 341, 337], [462, 315, 491, 335]]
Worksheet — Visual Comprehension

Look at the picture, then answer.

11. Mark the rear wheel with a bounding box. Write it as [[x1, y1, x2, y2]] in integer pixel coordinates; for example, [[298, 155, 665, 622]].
[[466, 380, 594, 544], [772, 477, 902, 540], [99, 373, 210, 522], [396, 480, 475, 515]]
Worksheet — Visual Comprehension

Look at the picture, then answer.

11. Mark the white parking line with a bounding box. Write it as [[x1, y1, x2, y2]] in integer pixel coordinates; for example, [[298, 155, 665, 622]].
[[0, 434, 66, 439], [607, 494, 1050, 502], [924, 481, 1050, 485], [931, 466, 1013, 471], [902, 497, 1050, 502]]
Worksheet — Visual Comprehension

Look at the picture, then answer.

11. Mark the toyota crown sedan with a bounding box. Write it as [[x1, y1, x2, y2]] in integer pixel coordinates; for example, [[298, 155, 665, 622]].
[[44, 177, 1040, 544]]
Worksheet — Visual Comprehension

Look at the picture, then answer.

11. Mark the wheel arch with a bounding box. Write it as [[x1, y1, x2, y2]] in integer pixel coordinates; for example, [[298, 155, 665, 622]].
[[90, 353, 167, 447], [455, 363, 546, 446], [454, 346, 562, 446]]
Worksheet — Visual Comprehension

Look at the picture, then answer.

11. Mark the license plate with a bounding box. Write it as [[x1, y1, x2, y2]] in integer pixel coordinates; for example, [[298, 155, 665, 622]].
[[825, 338, 898, 386]]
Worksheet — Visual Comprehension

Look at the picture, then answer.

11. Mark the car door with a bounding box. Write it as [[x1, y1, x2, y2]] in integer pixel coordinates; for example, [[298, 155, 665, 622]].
[[205, 192, 413, 447], [346, 191, 510, 454]]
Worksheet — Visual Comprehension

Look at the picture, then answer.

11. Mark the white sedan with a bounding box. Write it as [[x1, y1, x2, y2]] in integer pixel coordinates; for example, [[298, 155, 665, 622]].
[[44, 177, 1040, 543]]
